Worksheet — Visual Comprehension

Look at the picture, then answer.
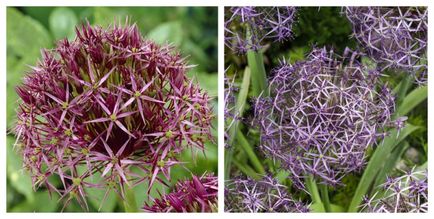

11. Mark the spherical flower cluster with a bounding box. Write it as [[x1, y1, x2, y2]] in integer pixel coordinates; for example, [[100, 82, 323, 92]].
[[15, 22, 212, 209], [254, 47, 398, 188], [361, 168, 428, 213], [225, 7, 297, 54], [345, 7, 428, 85], [225, 175, 309, 212], [143, 174, 218, 212]]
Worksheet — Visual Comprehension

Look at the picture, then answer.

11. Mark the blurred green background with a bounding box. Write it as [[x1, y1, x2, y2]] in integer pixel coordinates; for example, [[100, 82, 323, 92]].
[[7, 6, 218, 212]]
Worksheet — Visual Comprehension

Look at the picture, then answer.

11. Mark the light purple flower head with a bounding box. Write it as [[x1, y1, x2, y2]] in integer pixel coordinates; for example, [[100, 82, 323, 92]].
[[254, 47, 400, 188], [345, 7, 428, 85], [361, 167, 428, 213], [225, 175, 309, 212], [14, 21, 213, 210], [143, 173, 218, 212], [225, 7, 297, 54]]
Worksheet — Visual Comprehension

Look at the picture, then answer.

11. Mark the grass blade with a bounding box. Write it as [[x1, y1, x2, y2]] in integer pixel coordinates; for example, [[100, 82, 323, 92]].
[[397, 85, 427, 116], [320, 184, 331, 212], [247, 50, 268, 97], [225, 67, 251, 180], [306, 175, 324, 212], [374, 141, 409, 187], [347, 124, 419, 212], [236, 130, 265, 174]]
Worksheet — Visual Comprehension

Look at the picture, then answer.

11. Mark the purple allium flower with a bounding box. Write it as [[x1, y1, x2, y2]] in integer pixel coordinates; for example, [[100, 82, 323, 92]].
[[14, 22, 213, 210], [254, 47, 398, 187], [143, 173, 218, 212], [225, 7, 297, 54], [345, 7, 428, 85], [225, 175, 309, 212], [361, 167, 428, 213]]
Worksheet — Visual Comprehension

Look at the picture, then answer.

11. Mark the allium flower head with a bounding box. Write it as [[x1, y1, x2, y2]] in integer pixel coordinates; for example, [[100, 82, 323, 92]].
[[225, 7, 297, 54], [361, 168, 428, 213], [225, 175, 309, 212], [254, 47, 398, 187], [14, 21, 213, 209], [143, 173, 218, 212], [345, 7, 428, 85]]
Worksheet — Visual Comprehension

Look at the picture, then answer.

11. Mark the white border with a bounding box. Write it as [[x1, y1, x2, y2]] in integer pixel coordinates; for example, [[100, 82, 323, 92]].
[[1, 0, 433, 219]]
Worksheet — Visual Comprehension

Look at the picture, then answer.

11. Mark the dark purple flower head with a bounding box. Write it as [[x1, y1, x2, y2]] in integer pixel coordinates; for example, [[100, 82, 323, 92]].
[[361, 167, 428, 213], [254, 47, 398, 187], [225, 175, 309, 212], [225, 7, 297, 54], [345, 7, 428, 85], [143, 173, 218, 212], [15, 22, 213, 210]]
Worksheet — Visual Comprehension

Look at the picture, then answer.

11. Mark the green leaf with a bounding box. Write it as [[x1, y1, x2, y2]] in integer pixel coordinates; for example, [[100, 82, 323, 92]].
[[93, 7, 116, 28], [348, 124, 419, 212], [84, 172, 118, 212], [182, 40, 209, 72], [397, 85, 427, 116], [286, 47, 307, 64], [124, 185, 138, 212], [7, 7, 52, 59], [374, 141, 409, 187], [229, 67, 251, 145], [7, 8, 52, 128], [9, 192, 59, 212], [171, 141, 218, 181], [311, 203, 344, 212], [147, 21, 183, 45], [49, 7, 78, 40], [187, 72, 218, 97], [305, 175, 324, 212], [22, 7, 55, 28], [225, 67, 251, 180], [247, 50, 268, 97], [361, 56, 377, 70], [134, 175, 167, 210], [275, 170, 290, 183], [6, 136, 34, 202], [235, 130, 265, 174]]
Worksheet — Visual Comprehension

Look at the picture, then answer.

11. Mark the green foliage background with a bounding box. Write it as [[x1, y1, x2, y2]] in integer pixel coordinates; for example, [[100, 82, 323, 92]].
[[6, 6, 218, 212]]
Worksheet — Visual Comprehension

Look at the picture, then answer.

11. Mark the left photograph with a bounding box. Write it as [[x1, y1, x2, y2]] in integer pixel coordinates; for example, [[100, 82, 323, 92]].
[[6, 7, 218, 212]]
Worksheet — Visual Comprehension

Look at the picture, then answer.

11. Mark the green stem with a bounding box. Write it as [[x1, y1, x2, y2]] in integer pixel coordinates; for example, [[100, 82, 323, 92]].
[[224, 150, 234, 180], [306, 175, 324, 211], [320, 184, 331, 212], [236, 129, 265, 174], [123, 185, 138, 212], [233, 160, 260, 180], [247, 50, 268, 97], [225, 68, 251, 180]]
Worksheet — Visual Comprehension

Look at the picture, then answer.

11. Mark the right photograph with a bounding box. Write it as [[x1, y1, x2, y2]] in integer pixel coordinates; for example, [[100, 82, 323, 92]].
[[224, 7, 427, 213]]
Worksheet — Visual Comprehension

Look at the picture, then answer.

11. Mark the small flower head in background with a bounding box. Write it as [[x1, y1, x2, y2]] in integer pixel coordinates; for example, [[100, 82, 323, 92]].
[[254, 47, 398, 188], [345, 7, 428, 85], [143, 173, 218, 212], [14, 21, 213, 210], [225, 7, 297, 54], [361, 167, 427, 213], [225, 175, 309, 212]]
